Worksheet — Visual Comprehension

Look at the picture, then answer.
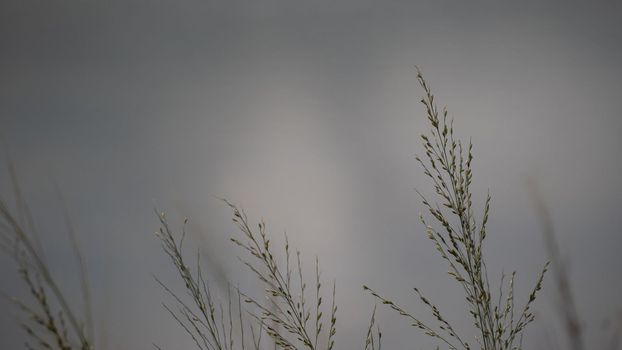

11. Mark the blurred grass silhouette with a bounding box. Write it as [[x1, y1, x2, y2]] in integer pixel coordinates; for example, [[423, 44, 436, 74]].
[[528, 179, 622, 350], [0, 150, 94, 349]]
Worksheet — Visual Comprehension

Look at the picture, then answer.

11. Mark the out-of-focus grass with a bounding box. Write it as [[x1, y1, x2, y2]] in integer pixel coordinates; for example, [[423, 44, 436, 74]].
[[0, 153, 94, 350]]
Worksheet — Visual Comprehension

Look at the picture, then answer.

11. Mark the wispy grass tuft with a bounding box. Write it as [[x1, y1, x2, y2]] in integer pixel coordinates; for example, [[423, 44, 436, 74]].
[[155, 211, 265, 350], [223, 199, 337, 350], [156, 200, 399, 350], [364, 68, 549, 350]]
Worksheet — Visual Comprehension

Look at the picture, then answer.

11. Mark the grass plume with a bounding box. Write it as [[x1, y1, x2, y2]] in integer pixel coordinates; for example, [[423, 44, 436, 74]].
[[155, 211, 266, 350], [224, 200, 337, 350], [364, 69, 549, 350]]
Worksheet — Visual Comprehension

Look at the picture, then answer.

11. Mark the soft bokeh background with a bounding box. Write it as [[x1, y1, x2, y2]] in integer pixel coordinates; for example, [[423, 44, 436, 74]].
[[1, 0, 621, 349]]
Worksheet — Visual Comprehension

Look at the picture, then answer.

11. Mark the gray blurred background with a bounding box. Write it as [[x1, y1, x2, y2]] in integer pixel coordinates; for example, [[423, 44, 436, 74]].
[[1, 0, 621, 349]]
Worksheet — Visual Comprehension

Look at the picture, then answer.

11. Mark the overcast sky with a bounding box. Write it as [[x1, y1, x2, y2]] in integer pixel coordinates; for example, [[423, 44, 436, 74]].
[[1, 1, 621, 349]]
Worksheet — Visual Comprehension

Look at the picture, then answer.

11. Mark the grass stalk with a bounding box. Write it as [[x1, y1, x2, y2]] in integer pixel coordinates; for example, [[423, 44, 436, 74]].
[[365, 68, 549, 350]]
